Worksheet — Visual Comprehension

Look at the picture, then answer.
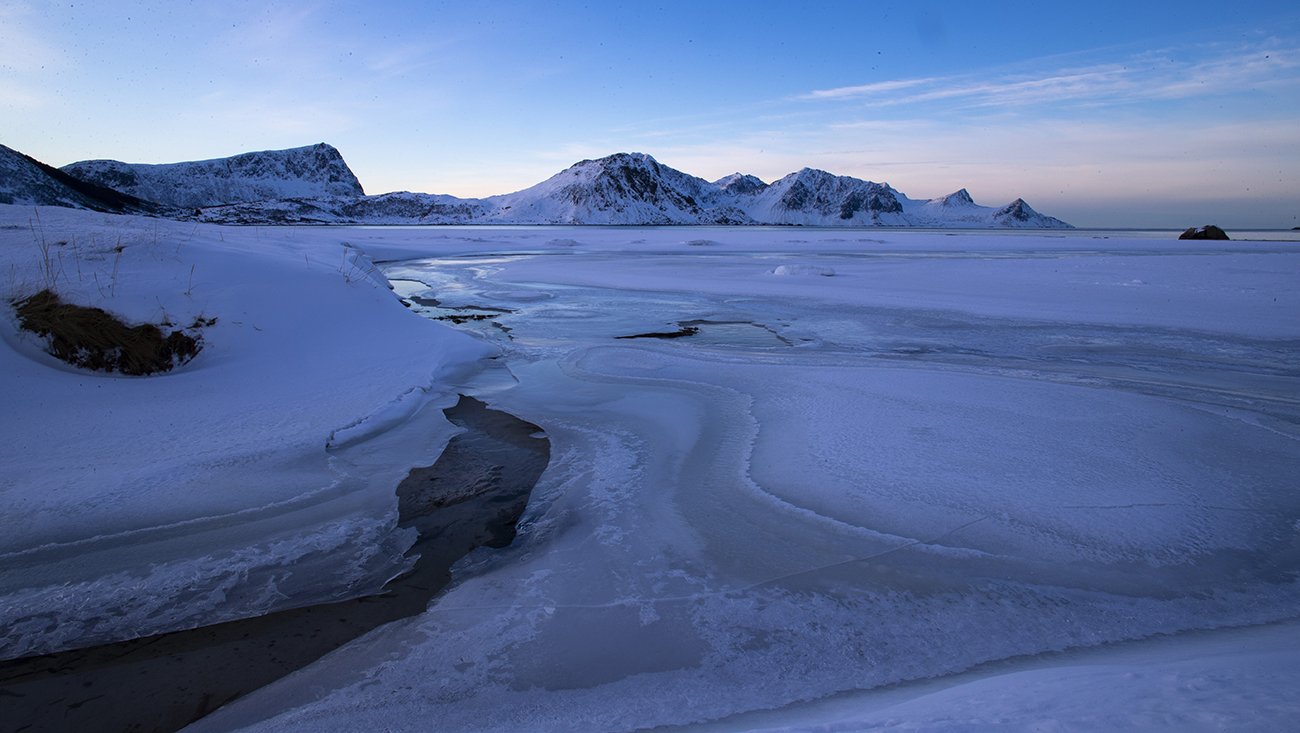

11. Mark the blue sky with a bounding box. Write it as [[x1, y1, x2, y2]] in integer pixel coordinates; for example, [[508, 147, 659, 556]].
[[3, 0, 1298, 227]]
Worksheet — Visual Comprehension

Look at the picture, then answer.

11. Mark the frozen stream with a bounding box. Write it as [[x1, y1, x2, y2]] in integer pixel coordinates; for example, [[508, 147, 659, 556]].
[[199, 232, 1300, 731]]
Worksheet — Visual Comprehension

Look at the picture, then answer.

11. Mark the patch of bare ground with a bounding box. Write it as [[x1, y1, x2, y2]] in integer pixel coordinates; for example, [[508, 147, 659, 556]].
[[12, 289, 213, 375]]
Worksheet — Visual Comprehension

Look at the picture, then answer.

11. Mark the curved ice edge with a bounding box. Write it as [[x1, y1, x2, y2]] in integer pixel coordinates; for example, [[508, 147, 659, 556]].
[[566, 345, 1002, 561], [326, 385, 433, 451], [0, 384, 451, 565], [339, 243, 393, 291], [0, 513, 411, 662], [0, 478, 355, 565], [0, 377, 474, 660]]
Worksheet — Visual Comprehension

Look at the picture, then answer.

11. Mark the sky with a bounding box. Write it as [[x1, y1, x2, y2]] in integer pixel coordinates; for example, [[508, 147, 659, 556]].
[[2, 0, 1298, 228]]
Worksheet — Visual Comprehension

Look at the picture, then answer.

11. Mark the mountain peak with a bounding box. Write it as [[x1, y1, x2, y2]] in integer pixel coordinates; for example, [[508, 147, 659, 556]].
[[580, 152, 659, 169], [987, 197, 1071, 228], [486, 151, 745, 224], [715, 173, 768, 195], [761, 168, 903, 222], [792, 167, 834, 180], [941, 188, 975, 206], [997, 198, 1032, 219]]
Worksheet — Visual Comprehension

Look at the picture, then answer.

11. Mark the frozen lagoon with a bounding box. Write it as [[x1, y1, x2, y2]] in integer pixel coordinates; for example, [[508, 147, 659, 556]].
[[193, 227, 1300, 731]]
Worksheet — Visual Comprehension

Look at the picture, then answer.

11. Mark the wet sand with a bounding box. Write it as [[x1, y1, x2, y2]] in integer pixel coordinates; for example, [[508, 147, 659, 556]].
[[0, 396, 549, 733]]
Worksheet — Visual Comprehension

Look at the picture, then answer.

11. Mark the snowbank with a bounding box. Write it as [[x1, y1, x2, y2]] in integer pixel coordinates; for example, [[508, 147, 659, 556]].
[[0, 205, 493, 659]]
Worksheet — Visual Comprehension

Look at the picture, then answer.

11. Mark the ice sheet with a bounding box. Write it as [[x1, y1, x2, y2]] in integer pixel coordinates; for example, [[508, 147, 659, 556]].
[[187, 227, 1300, 731]]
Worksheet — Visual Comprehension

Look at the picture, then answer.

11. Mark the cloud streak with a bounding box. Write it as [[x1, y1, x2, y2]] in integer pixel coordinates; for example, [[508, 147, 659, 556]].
[[803, 43, 1300, 110], [800, 77, 939, 100]]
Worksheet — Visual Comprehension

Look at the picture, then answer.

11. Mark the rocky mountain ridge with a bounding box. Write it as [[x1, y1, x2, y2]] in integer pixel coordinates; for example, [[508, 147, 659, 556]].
[[61, 143, 364, 209], [0, 144, 167, 215]]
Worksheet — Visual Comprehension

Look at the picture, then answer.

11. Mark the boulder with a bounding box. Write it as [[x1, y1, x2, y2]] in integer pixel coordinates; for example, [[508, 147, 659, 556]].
[[1179, 224, 1230, 240]]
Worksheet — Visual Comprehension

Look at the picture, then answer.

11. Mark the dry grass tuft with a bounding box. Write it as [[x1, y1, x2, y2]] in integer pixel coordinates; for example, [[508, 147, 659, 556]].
[[13, 289, 212, 375]]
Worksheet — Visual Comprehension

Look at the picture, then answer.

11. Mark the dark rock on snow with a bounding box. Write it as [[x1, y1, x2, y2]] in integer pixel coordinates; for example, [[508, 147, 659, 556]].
[[1179, 225, 1230, 240]]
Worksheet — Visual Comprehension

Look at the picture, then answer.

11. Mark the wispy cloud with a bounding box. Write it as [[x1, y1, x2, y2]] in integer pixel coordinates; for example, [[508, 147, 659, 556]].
[[802, 43, 1300, 110], [800, 77, 939, 100], [365, 43, 438, 76]]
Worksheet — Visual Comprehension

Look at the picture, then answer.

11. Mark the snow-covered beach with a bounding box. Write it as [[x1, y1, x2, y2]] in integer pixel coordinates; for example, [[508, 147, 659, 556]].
[[0, 205, 496, 661], [3, 207, 1299, 730]]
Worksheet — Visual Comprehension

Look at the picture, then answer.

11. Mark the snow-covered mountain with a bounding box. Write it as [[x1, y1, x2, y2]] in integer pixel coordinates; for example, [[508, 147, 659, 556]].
[[989, 197, 1070, 228], [61, 143, 365, 209], [1, 140, 1071, 227], [195, 152, 1071, 228], [481, 152, 753, 225], [900, 188, 1071, 228], [196, 153, 759, 225], [714, 172, 769, 196], [0, 143, 165, 214], [735, 167, 909, 226]]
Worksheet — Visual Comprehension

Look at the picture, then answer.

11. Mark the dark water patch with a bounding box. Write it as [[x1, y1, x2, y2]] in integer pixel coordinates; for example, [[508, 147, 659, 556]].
[[400, 293, 515, 331], [429, 304, 517, 325], [681, 320, 793, 347], [435, 313, 495, 324], [616, 325, 700, 340], [0, 396, 548, 733], [617, 320, 792, 347]]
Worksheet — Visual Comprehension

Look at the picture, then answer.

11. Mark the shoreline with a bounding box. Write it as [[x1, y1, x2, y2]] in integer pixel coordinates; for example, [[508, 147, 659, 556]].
[[0, 395, 549, 733]]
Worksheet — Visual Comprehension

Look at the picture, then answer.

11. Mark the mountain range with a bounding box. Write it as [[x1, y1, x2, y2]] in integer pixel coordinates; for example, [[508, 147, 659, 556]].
[[1, 143, 1072, 228]]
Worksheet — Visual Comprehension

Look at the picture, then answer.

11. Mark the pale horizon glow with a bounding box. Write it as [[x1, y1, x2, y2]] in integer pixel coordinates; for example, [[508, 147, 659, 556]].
[[2, 1, 1298, 228]]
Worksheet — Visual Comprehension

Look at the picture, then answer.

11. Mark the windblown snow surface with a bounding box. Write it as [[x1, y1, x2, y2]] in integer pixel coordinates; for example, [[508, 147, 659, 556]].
[[3, 214, 1298, 730]]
